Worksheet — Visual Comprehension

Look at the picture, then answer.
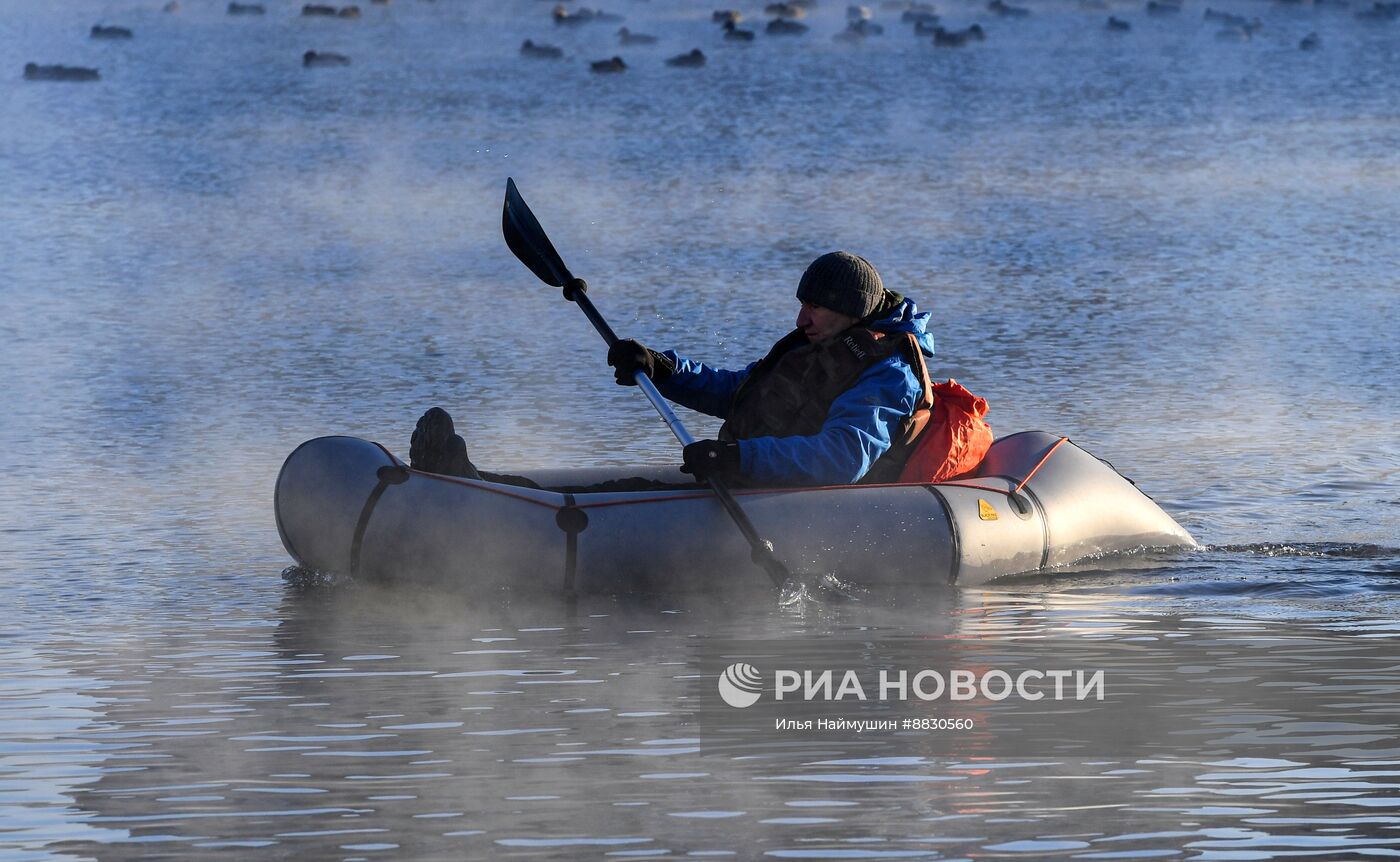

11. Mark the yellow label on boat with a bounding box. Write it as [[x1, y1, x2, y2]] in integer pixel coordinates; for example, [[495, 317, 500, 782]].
[[978, 499, 999, 521]]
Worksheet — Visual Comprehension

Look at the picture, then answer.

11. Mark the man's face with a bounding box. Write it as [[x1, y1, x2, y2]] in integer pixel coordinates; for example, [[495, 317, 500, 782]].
[[796, 301, 860, 343]]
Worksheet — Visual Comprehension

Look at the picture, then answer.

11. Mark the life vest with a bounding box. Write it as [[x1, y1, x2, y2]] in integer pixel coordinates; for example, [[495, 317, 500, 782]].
[[719, 327, 934, 482], [716, 325, 994, 486]]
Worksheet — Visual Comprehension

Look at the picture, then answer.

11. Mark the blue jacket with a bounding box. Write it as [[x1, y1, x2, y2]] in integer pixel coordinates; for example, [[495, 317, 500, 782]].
[[657, 299, 935, 486]]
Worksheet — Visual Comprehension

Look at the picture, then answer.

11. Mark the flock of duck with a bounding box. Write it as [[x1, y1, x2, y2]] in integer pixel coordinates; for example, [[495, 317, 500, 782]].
[[518, 0, 1393, 69], [21, 0, 1400, 82], [541, 0, 1000, 70]]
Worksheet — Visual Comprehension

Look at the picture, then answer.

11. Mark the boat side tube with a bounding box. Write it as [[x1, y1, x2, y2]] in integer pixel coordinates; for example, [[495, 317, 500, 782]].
[[948, 431, 1196, 584], [275, 436, 397, 577], [930, 476, 1047, 586], [275, 436, 571, 587], [566, 483, 959, 592]]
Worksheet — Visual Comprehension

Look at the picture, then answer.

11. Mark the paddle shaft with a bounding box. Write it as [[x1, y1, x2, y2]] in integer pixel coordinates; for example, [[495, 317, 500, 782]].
[[563, 280, 696, 448], [502, 177, 791, 588], [561, 279, 789, 587]]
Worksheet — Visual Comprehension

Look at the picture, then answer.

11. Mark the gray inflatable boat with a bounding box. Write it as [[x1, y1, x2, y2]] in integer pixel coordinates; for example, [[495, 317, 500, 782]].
[[274, 431, 1195, 592]]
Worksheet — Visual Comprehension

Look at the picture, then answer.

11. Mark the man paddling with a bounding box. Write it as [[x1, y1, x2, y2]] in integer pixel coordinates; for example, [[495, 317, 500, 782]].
[[411, 251, 936, 488]]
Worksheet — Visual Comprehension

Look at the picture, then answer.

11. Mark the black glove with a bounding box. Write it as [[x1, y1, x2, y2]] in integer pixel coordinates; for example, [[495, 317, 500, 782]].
[[607, 339, 673, 386], [681, 439, 741, 480]]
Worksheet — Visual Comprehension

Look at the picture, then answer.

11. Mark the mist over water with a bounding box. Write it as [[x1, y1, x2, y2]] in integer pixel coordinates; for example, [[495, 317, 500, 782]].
[[2, 0, 1399, 857]]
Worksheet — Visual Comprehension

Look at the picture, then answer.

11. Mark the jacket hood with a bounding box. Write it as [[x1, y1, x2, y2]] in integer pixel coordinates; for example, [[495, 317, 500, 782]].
[[866, 298, 935, 357]]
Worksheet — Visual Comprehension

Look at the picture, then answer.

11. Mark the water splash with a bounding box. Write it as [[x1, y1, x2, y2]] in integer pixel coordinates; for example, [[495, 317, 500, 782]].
[[1212, 542, 1400, 560], [281, 565, 349, 590], [778, 573, 868, 609]]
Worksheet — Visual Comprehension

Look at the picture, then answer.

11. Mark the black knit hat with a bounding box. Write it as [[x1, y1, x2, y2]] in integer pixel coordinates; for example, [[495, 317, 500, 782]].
[[795, 251, 885, 319]]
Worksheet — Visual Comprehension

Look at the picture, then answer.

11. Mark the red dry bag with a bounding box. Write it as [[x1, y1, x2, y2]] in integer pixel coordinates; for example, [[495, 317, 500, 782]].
[[897, 379, 993, 483]]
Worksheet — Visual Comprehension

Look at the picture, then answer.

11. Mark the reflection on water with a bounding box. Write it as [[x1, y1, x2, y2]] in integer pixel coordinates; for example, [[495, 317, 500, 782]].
[[2, 0, 1399, 856], [8, 588, 1398, 859]]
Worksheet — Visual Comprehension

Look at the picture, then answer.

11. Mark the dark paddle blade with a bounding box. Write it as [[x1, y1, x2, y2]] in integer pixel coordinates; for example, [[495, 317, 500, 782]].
[[502, 177, 572, 287]]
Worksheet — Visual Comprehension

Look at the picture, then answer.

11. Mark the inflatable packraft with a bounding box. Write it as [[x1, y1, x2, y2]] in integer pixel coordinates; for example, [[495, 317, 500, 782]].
[[274, 431, 1195, 592]]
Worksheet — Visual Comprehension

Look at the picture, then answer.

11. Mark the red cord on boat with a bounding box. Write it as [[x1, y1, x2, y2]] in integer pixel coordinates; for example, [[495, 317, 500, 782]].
[[397, 436, 1071, 510], [1012, 436, 1068, 494]]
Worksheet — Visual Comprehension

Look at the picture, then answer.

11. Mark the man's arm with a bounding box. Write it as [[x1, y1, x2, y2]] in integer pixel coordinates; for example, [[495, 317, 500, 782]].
[[653, 351, 756, 419], [607, 340, 751, 419], [734, 359, 920, 486]]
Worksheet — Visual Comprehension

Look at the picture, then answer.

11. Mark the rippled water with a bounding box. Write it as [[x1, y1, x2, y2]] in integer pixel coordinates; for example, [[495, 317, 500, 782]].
[[3, 0, 1399, 857]]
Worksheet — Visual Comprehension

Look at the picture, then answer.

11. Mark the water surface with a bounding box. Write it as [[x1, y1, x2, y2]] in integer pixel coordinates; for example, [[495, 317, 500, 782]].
[[2, 0, 1398, 857]]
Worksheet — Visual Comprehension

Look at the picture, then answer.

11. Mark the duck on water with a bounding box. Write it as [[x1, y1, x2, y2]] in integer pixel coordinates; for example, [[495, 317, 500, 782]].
[[723, 20, 756, 40], [521, 39, 564, 59], [590, 55, 626, 73], [617, 27, 658, 44], [91, 25, 134, 39], [302, 4, 361, 17], [932, 24, 986, 46], [766, 17, 809, 34], [554, 5, 623, 25], [666, 48, 706, 67], [304, 50, 351, 66], [24, 63, 100, 81]]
